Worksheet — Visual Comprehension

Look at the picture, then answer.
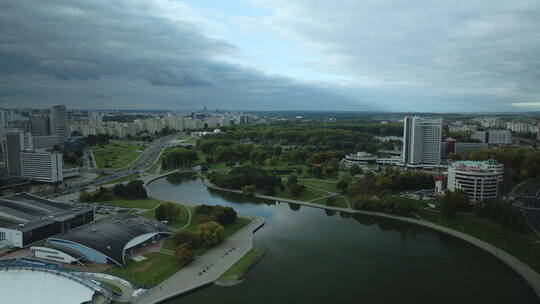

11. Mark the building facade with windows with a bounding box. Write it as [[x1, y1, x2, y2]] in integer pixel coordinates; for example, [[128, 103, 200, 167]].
[[402, 116, 443, 166], [447, 159, 503, 201]]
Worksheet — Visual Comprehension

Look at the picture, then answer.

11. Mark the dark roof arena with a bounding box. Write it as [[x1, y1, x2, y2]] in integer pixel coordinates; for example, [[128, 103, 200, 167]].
[[48, 214, 174, 265]]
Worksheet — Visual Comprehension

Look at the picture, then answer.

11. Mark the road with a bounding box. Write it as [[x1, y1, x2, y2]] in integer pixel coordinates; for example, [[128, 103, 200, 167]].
[[41, 133, 180, 199]]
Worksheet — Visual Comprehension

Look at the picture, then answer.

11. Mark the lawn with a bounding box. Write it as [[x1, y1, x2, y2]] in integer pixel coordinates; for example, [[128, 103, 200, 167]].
[[105, 252, 180, 287], [99, 173, 140, 186], [311, 196, 349, 208], [272, 185, 327, 202], [96, 280, 123, 295], [92, 141, 147, 169], [217, 249, 264, 283], [417, 210, 540, 273], [140, 204, 193, 230], [299, 179, 338, 193], [97, 198, 161, 209]]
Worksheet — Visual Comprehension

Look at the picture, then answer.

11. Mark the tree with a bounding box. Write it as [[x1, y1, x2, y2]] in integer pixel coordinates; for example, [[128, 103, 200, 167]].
[[287, 174, 298, 186], [312, 166, 323, 179], [164, 202, 180, 220], [451, 189, 469, 209], [242, 185, 256, 196], [155, 204, 168, 221], [350, 165, 362, 175], [326, 196, 337, 206], [79, 191, 92, 202], [336, 178, 349, 194], [289, 183, 305, 197], [175, 243, 193, 266], [197, 221, 225, 247], [440, 194, 456, 217], [171, 230, 198, 247]]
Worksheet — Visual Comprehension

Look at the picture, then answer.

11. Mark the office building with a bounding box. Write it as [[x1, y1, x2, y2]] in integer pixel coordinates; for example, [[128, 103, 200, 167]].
[[50, 105, 69, 144], [454, 142, 489, 158], [21, 151, 63, 183], [402, 116, 443, 166], [447, 159, 503, 201], [471, 130, 512, 145]]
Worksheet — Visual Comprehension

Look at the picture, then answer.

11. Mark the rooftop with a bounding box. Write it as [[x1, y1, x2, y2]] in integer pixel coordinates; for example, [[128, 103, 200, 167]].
[[0, 193, 94, 232], [49, 214, 174, 266]]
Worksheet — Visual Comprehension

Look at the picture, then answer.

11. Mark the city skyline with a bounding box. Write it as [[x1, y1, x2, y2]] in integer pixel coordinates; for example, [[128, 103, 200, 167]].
[[1, 1, 540, 112]]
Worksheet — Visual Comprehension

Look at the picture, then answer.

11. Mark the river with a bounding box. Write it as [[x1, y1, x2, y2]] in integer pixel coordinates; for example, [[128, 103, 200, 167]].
[[147, 173, 537, 303]]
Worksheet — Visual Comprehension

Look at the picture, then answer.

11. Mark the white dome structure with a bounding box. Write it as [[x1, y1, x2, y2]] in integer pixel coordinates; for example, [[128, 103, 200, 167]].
[[0, 263, 111, 304]]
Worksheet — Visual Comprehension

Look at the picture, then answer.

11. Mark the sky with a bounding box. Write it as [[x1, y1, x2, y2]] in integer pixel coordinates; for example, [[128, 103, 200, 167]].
[[0, 0, 539, 112]]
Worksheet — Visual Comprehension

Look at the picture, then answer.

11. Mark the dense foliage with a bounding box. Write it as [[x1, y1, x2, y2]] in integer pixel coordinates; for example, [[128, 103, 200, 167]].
[[467, 147, 540, 193], [79, 180, 147, 202], [209, 166, 281, 190], [346, 171, 434, 196], [195, 204, 237, 225], [162, 147, 198, 169], [353, 196, 415, 216], [475, 200, 528, 232], [155, 202, 181, 222]]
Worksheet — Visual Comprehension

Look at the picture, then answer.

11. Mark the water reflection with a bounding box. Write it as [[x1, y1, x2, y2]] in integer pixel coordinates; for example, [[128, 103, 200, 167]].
[[147, 174, 537, 304]]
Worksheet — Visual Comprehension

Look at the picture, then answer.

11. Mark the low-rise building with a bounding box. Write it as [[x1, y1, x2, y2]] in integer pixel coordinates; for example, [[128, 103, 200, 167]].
[[447, 159, 503, 201], [21, 151, 63, 183]]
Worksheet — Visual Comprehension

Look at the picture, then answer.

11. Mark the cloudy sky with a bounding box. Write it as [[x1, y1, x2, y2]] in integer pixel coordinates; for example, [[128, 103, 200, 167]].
[[1, 0, 539, 111]]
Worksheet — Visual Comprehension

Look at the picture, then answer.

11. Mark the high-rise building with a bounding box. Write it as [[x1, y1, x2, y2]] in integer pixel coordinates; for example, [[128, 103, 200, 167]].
[[49, 105, 69, 145], [402, 116, 442, 166], [5, 130, 23, 176], [30, 114, 50, 136]]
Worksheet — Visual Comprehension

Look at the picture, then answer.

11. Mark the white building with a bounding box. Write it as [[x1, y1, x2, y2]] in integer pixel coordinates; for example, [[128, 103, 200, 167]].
[[21, 151, 63, 183], [341, 152, 378, 168], [471, 130, 512, 145], [447, 159, 503, 202], [402, 116, 443, 166]]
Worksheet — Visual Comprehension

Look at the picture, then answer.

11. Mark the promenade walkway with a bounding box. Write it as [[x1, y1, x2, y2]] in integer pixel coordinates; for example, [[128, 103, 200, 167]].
[[134, 215, 264, 304], [203, 179, 540, 298]]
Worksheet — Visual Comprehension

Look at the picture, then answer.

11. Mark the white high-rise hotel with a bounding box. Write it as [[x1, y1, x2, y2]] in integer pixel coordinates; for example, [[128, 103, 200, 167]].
[[402, 116, 443, 166]]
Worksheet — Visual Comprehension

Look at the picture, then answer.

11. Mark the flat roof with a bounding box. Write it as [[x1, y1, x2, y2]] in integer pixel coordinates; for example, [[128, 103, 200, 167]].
[[0, 193, 94, 232]]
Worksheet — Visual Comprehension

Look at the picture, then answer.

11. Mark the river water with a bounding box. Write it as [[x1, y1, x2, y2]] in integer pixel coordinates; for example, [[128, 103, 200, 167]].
[[147, 173, 537, 304]]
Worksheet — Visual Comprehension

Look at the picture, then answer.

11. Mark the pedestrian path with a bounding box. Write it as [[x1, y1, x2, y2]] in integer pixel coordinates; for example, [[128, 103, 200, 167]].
[[134, 216, 264, 304]]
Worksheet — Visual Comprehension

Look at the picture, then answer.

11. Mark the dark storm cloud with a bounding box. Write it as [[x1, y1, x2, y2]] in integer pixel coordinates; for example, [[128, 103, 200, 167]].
[[0, 0, 361, 110]]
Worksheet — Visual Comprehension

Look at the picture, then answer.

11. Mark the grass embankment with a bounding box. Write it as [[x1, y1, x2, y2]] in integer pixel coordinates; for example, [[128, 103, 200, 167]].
[[105, 252, 179, 287], [417, 210, 540, 273], [99, 173, 140, 186], [217, 249, 265, 283], [310, 196, 349, 208], [272, 186, 327, 202], [97, 280, 123, 295], [299, 179, 338, 193], [93, 141, 147, 169]]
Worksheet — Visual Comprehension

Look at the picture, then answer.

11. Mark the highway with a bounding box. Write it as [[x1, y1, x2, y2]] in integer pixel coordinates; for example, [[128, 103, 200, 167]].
[[43, 133, 180, 199]]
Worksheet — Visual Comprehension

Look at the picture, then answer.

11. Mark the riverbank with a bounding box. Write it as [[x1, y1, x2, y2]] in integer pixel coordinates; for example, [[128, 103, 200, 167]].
[[215, 249, 265, 285], [203, 178, 540, 298], [134, 216, 265, 304]]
